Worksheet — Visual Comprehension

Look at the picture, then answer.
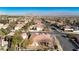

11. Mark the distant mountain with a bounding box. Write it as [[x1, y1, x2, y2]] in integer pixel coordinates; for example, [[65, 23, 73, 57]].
[[24, 12, 79, 16], [0, 12, 79, 16]]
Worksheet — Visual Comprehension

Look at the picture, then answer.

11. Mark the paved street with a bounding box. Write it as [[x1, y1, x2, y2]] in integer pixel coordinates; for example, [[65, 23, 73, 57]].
[[51, 26, 78, 51], [54, 30, 75, 51], [44, 21, 77, 51]]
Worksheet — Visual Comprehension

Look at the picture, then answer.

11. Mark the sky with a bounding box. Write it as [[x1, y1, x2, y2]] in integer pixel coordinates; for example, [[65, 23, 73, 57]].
[[0, 7, 79, 15]]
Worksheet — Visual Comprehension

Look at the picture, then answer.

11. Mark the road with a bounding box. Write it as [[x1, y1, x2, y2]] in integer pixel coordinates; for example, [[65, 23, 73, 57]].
[[43, 20, 78, 51], [53, 30, 75, 51]]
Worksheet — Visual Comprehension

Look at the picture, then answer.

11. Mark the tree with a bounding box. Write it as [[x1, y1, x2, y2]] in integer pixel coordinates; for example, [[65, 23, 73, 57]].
[[12, 31, 23, 50], [0, 30, 5, 35], [21, 39, 33, 49], [0, 28, 9, 35]]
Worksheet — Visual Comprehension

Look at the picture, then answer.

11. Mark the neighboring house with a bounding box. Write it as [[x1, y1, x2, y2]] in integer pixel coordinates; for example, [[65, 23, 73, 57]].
[[8, 18, 17, 23], [0, 23, 4, 29], [0, 23, 9, 29], [28, 20, 44, 32], [29, 24, 44, 32], [51, 21, 56, 24], [36, 20, 44, 31], [64, 25, 74, 32], [28, 25, 37, 32], [25, 20, 29, 23], [35, 23, 44, 31], [14, 23, 25, 30], [2, 24, 9, 29]]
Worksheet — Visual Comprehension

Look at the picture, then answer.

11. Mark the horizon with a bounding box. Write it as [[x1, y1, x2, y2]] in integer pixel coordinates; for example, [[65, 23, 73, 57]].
[[0, 7, 79, 15]]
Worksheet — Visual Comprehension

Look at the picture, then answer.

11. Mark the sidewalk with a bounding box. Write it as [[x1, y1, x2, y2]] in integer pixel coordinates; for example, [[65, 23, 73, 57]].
[[53, 35, 63, 51]]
